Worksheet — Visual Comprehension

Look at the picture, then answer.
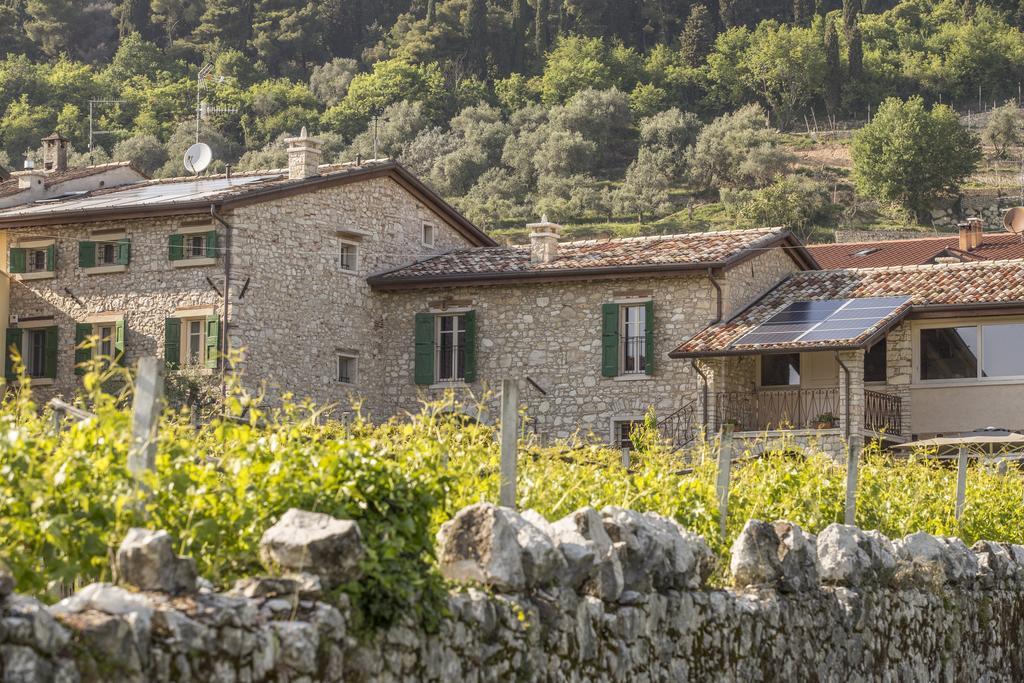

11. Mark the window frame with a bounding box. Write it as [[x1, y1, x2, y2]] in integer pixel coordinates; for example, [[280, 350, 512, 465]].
[[421, 223, 436, 247], [434, 312, 466, 384], [758, 353, 802, 388], [914, 319, 1024, 386], [337, 353, 358, 385], [180, 317, 207, 367], [864, 338, 887, 384], [12, 239, 56, 280], [338, 238, 359, 273], [185, 233, 207, 259], [611, 418, 645, 451], [23, 328, 48, 379], [619, 303, 647, 376]]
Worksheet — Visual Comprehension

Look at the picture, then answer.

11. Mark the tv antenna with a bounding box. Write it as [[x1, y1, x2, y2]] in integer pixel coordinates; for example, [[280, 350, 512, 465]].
[[194, 64, 238, 143], [369, 106, 389, 159], [88, 99, 127, 163]]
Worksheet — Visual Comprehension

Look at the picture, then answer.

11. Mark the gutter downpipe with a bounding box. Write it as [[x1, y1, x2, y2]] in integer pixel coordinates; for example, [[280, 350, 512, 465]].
[[211, 205, 232, 409], [834, 352, 851, 440], [692, 268, 724, 433]]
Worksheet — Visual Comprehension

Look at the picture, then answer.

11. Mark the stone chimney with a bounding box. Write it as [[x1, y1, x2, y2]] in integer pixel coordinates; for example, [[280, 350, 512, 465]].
[[958, 217, 984, 251], [41, 132, 69, 173], [284, 127, 321, 180], [527, 215, 561, 265]]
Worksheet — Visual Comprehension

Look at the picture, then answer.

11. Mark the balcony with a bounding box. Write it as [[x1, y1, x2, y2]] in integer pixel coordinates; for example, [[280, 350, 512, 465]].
[[713, 387, 902, 437]]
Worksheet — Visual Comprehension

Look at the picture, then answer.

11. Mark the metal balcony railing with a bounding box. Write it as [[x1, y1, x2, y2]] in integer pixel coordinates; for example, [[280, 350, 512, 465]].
[[715, 388, 840, 432], [864, 389, 902, 435]]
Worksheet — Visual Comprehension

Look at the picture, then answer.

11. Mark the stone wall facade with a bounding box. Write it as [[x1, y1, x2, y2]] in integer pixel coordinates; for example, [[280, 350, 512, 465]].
[[5, 505, 1024, 682]]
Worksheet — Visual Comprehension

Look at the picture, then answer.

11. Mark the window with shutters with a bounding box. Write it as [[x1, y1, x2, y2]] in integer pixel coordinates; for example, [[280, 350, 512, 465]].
[[9, 240, 55, 279], [436, 314, 466, 383], [81, 236, 130, 271], [414, 310, 476, 385], [602, 300, 654, 378], [169, 228, 218, 265], [620, 305, 647, 375]]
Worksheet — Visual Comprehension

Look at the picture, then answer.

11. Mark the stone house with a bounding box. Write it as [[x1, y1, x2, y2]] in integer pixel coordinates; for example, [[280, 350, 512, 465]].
[[0, 131, 492, 409]]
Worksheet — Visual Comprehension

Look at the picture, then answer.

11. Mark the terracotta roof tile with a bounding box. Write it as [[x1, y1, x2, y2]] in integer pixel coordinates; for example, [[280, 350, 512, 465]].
[[806, 232, 1024, 268], [371, 228, 794, 283], [671, 259, 1024, 357]]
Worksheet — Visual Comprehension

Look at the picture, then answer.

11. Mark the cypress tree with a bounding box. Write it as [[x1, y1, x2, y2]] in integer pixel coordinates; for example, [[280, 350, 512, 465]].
[[824, 17, 842, 115], [427, 0, 436, 24], [512, 0, 529, 70], [842, 0, 860, 36], [535, 0, 550, 59], [847, 23, 863, 81], [680, 4, 715, 67], [792, 0, 814, 26], [465, 0, 487, 74], [118, 0, 151, 38]]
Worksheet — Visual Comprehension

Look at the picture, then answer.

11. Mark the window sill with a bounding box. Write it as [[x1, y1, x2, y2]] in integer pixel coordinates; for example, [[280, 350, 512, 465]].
[[170, 367, 216, 377], [172, 258, 217, 268], [14, 377, 53, 386], [429, 381, 469, 390], [83, 265, 127, 275], [337, 381, 357, 387], [338, 269, 360, 277], [612, 373, 652, 382], [14, 271, 56, 281]]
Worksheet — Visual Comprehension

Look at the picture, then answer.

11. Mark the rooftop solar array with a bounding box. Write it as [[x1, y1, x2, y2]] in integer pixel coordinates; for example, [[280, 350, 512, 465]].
[[732, 296, 911, 347], [0, 174, 283, 218]]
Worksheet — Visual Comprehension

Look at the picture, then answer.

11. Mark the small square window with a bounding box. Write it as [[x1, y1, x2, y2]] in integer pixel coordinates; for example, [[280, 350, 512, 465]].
[[337, 354, 357, 384], [339, 241, 358, 271], [614, 420, 643, 450], [422, 224, 436, 247], [186, 234, 206, 259], [96, 241, 119, 266]]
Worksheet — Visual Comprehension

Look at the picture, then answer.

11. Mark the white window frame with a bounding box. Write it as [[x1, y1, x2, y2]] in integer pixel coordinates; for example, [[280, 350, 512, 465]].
[[422, 223, 436, 247], [180, 317, 207, 367], [619, 303, 647, 376], [338, 239, 359, 273], [913, 317, 1024, 387], [435, 312, 466, 384], [337, 353, 358, 385]]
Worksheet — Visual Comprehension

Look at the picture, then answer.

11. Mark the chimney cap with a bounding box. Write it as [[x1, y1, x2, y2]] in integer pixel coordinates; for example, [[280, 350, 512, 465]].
[[285, 126, 320, 146], [527, 214, 562, 234], [41, 131, 69, 143]]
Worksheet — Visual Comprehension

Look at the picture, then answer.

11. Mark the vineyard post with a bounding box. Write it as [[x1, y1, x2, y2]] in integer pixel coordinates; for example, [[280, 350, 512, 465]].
[[716, 424, 734, 540], [844, 442, 859, 525], [128, 356, 164, 480], [499, 379, 518, 509], [955, 445, 969, 520]]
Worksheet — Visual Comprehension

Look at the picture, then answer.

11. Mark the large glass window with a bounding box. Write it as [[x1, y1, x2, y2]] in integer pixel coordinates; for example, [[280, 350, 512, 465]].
[[981, 323, 1024, 378], [761, 353, 800, 386], [620, 304, 647, 375], [864, 339, 887, 382], [436, 314, 466, 382], [920, 327, 979, 380]]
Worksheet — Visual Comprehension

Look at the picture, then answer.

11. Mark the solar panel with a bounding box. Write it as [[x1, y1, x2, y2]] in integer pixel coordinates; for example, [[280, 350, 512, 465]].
[[733, 296, 911, 348]]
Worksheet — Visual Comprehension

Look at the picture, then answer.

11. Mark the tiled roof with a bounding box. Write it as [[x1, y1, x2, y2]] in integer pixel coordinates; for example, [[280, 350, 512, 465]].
[[806, 232, 1024, 268], [671, 259, 1024, 357], [370, 228, 807, 285], [0, 161, 144, 199]]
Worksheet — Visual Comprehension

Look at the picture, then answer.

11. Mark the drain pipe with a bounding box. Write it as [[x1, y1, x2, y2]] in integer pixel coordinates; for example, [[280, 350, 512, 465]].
[[210, 205, 233, 407], [835, 352, 851, 440], [707, 268, 723, 323]]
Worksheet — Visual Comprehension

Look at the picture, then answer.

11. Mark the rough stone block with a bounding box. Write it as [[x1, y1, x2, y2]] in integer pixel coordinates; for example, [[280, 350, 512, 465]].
[[602, 507, 714, 592], [550, 507, 623, 601], [730, 520, 817, 592], [259, 509, 364, 588], [436, 503, 526, 592], [896, 532, 979, 585], [116, 528, 197, 594], [817, 524, 896, 586]]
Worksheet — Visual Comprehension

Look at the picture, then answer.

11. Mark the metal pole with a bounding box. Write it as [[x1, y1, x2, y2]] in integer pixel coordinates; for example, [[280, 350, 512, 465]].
[[844, 441, 859, 525], [716, 424, 734, 540], [955, 445, 969, 521], [499, 379, 519, 508]]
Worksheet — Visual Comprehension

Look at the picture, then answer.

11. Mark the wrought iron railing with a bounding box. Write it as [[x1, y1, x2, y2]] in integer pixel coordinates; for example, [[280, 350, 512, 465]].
[[864, 389, 902, 435], [715, 388, 840, 432], [656, 400, 698, 450], [435, 344, 465, 383], [620, 335, 647, 374]]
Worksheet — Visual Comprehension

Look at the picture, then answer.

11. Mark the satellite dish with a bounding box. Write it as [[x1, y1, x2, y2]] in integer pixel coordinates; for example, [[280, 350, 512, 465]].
[[183, 142, 212, 175], [1003, 207, 1024, 235]]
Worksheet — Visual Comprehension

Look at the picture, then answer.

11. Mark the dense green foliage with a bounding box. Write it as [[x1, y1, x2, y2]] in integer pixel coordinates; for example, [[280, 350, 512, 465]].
[[0, 0, 1019, 233], [4, 371, 1024, 622]]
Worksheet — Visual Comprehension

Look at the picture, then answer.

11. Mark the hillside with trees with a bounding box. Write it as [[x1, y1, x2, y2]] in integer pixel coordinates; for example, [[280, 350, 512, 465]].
[[1, 0, 1023, 241]]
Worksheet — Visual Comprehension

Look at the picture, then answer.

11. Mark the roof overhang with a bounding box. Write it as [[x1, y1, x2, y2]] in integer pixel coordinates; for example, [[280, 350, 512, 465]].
[[0, 162, 495, 248]]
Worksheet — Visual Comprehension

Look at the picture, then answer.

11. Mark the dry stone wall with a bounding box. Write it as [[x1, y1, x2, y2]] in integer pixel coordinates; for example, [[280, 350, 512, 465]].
[[5, 504, 1024, 682]]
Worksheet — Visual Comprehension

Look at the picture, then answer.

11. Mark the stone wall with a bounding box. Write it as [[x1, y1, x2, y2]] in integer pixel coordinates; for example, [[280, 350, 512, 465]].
[[931, 191, 1020, 230], [6, 505, 1024, 682]]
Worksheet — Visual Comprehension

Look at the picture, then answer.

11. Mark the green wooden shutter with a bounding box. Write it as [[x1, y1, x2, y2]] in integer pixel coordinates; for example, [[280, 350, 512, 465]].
[[463, 310, 477, 383], [43, 326, 57, 379], [168, 234, 184, 261], [45, 244, 55, 272], [164, 318, 181, 368], [74, 323, 91, 375], [114, 319, 126, 364], [414, 313, 435, 385], [601, 303, 620, 378], [644, 300, 654, 376], [4, 328, 22, 380], [8, 248, 25, 274], [117, 238, 131, 265], [206, 230, 218, 259], [79, 241, 95, 268], [204, 315, 220, 369]]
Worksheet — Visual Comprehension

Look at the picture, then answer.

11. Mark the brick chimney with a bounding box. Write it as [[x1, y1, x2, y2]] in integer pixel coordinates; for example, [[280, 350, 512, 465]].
[[527, 215, 561, 265], [967, 216, 984, 250], [41, 132, 69, 173], [284, 127, 321, 180]]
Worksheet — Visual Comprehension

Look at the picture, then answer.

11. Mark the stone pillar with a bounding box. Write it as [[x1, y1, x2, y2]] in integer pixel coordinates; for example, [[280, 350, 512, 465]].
[[885, 323, 913, 438], [837, 349, 865, 455]]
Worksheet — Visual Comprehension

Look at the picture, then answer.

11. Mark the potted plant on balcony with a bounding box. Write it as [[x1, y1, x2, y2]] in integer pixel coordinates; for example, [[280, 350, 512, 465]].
[[813, 412, 838, 429]]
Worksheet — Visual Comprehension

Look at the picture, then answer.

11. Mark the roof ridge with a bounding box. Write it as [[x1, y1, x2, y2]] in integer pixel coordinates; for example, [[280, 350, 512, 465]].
[[559, 226, 781, 247], [832, 257, 1024, 274]]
